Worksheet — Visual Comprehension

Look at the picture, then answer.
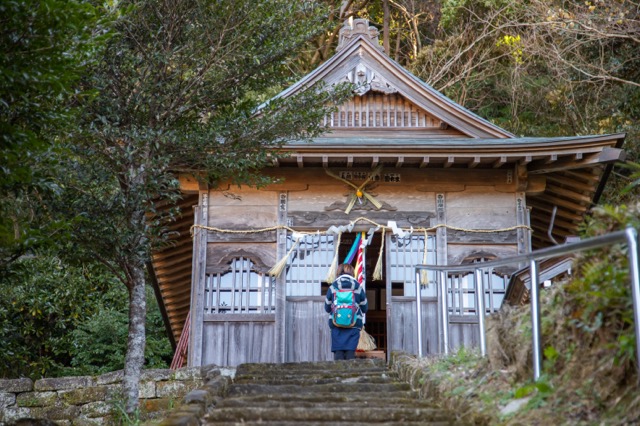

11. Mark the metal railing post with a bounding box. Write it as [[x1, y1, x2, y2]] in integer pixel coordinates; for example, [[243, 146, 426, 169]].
[[440, 270, 449, 355], [415, 271, 423, 357], [530, 259, 542, 381], [625, 227, 640, 380], [474, 268, 486, 356]]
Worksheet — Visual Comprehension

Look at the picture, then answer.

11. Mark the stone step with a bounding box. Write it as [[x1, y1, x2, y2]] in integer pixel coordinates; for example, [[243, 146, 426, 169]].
[[226, 381, 411, 397], [233, 374, 394, 386], [234, 367, 390, 379], [215, 395, 435, 409], [204, 406, 452, 423], [197, 360, 463, 426], [205, 422, 454, 426], [220, 389, 420, 404], [234, 359, 385, 375], [205, 421, 455, 426]]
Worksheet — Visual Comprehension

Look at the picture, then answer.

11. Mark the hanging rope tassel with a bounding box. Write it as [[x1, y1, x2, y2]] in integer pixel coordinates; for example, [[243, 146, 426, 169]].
[[325, 232, 342, 283], [420, 230, 429, 286], [268, 236, 301, 278], [372, 228, 386, 281]]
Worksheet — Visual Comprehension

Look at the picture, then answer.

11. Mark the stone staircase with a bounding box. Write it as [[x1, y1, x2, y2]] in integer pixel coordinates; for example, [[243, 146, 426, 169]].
[[201, 359, 462, 425]]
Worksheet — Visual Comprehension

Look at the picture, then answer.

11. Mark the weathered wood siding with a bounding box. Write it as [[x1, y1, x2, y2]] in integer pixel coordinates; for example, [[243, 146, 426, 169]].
[[449, 316, 480, 351], [389, 298, 480, 355], [444, 187, 519, 265], [285, 298, 332, 362], [201, 315, 277, 366], [207, 188, 278, 242], [446, 187, 516, 230], [389, 298, 438, 355]]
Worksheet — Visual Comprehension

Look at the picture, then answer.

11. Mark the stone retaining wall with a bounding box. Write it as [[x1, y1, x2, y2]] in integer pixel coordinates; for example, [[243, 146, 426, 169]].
[[0, 366, 235, 425]]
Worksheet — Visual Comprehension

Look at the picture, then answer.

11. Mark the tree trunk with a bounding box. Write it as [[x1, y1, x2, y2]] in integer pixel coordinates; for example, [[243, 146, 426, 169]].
[[383, 0, 390, 54], [123, 262, 147, 414]]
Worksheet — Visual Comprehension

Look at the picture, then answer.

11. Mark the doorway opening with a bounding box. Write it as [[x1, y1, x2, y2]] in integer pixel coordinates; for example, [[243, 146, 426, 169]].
[[321, 232, 388, 354]]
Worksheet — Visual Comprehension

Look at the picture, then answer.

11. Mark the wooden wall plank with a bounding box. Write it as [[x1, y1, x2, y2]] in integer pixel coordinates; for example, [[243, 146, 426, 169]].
[[389, 299, 439, 356], [285, 298, 332, 362], [209, 187, 277, 206], [201, 320, 276, 367], [446, 188, 516, 229], [389, 299, 417, 354], [207, 207, 278, 230]]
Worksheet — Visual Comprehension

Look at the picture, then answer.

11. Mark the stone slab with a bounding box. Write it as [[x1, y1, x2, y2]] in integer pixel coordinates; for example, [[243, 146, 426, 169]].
[[0, 378, 33, 393], [0, 391, 16, 409], [16, 391, 57, 407], [34, 376, 95, 392]]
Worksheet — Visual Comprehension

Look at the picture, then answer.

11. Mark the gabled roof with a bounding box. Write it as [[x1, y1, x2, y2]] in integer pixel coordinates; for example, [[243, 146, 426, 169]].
[[268, 19, 514, 139]]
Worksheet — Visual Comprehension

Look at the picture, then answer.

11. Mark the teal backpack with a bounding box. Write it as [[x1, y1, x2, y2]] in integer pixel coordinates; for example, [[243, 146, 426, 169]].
[[331, 284, 359, 328]]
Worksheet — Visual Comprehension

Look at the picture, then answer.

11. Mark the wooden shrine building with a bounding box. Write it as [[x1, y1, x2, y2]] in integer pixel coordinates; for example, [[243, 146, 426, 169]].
[[150, 19, 626, 367]]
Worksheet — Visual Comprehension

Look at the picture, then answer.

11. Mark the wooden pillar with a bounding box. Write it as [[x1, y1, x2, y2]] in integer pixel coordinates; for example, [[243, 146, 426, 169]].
[[188, 187, 208, 367], [516, 164, 532, 255], [384, 230, 393, 360], [435, 193, 447, 265], [275, 192, 288, 363], [435, 193, 447, 355], [516, 193, 529, 255]]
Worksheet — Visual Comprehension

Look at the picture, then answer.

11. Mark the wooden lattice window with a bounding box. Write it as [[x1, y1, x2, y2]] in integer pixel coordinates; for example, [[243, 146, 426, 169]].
[[447, 257, 509, 315], [388, 234, 437, 297], [204, 257, 275, 314], [285, 234, 336, 297]]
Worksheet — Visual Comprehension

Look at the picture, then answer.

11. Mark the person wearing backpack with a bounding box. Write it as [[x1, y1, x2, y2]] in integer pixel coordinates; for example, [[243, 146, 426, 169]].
[[324, 263, 368, 360]]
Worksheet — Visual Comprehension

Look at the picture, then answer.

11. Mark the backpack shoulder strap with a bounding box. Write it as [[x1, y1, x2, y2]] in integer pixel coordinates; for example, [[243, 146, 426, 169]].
[[329, 283, 338, 296]]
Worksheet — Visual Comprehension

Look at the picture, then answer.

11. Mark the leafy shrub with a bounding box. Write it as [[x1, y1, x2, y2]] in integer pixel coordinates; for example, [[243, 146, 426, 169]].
[[0, 253, 171, 378], [68, 287, 172, 375]]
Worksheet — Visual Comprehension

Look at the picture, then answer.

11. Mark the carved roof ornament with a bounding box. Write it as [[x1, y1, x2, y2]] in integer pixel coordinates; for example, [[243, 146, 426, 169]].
[[336, 18, 384, 52], [343, 63, 398, 95]]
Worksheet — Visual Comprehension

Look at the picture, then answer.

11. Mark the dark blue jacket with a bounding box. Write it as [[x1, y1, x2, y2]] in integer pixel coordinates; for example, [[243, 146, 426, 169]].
[[324, 274, 368, 329]]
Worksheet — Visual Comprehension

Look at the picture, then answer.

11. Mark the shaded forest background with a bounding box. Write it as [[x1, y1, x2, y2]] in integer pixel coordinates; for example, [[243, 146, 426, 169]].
[[1, 0, 638, 384]]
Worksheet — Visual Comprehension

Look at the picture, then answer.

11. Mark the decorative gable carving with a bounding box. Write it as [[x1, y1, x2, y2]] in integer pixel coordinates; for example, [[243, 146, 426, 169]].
[[343, 62, 398, 96], [336, 18, 384, 52]]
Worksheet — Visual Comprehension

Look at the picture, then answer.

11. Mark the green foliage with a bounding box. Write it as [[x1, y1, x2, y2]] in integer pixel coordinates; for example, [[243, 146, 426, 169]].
[[111, 397, 141, 426], [68, 286, 171, 375], [69, 308, 129, 374], [64, 0, 351, 273], [543, 345, 559, 370], [561, 203, 640, 370], [0, 0, 111, 268], [0, 253, 171, 379], [431, 346, 483, 373], [619, 162, 640, 196], [0, 254, 114, 378], [514, 378, 553, 399]]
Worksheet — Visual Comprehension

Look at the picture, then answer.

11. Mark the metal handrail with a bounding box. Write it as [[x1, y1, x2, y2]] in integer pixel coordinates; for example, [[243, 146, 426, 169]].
[[414, 226, 640, 381]]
